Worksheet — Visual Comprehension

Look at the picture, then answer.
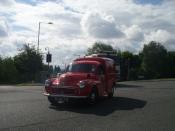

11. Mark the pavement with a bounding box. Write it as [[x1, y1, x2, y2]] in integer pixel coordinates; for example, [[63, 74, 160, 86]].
[[0, 80, 175, 131]]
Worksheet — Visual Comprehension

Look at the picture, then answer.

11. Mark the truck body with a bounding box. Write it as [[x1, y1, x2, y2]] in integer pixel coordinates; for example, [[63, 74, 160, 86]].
[[44, 56, 117, 105], [88, 52, 120, 80]]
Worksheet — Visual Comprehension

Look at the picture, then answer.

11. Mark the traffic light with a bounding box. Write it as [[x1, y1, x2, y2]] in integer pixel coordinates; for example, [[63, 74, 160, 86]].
[[46, 53, 52, 63]]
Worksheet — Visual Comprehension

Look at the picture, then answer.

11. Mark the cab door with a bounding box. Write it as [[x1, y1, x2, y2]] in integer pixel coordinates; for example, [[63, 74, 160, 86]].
[[97, 65, 106, 96]]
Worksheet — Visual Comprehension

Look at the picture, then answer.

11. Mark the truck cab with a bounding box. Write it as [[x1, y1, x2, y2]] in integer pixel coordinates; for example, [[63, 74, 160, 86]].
[[44, 56, 117, 105]]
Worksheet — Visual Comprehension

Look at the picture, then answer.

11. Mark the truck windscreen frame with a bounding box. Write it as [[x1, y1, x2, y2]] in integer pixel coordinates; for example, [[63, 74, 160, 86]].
[[66, 63, 96, 73]]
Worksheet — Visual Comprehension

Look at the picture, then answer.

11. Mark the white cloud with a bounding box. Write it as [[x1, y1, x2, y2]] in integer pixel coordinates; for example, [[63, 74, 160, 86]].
[[0, 0, 15, 6], [0, 21, 8, 37], [145, 29, 175, 51], [0, 38, 18, 57], [146, 30, 171, 42], [0, 0, 175, 65], [124, 25, 144, 42], [81, 12, 124, 39]]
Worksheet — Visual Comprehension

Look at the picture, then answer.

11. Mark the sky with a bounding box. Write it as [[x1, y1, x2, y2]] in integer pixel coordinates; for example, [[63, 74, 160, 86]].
[[0, 0, 175, 67]]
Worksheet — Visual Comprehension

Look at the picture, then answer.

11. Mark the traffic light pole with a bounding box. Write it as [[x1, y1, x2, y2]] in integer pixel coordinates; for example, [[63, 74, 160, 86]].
[[46, 50, 52, 73], [48, 61, 50, 68]]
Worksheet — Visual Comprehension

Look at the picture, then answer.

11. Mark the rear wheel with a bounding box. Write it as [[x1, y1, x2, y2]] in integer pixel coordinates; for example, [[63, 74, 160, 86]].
[[48, 96, 58, 106]]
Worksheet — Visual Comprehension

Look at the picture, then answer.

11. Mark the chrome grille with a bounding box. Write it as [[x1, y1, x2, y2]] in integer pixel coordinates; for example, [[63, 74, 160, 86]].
[[52, 88, 75, 95]]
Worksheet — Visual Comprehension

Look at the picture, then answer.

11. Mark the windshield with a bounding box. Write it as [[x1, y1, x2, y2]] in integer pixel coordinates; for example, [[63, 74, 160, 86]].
[[66, 63, 96, 73]]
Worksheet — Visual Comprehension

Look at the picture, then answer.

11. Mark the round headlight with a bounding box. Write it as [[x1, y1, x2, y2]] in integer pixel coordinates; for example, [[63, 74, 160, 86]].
[[45, 79, 51, 87], [79, 81, 85, 88]]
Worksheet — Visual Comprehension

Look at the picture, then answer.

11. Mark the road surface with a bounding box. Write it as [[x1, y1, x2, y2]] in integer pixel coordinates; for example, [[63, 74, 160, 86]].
[[0, 80, 175, 131]]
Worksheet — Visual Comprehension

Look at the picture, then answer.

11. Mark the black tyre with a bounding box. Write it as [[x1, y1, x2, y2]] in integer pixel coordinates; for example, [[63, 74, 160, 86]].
[[48, 96, 58, 106], [88, 88, 98, 105], [108, 85, 115, 98]]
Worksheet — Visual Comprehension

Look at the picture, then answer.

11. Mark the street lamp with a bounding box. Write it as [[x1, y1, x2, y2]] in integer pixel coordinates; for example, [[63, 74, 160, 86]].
[[37, 21, 53, 53]]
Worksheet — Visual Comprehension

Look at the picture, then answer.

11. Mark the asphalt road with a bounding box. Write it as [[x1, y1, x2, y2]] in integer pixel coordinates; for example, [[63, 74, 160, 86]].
[[0, 80, 175, 131]]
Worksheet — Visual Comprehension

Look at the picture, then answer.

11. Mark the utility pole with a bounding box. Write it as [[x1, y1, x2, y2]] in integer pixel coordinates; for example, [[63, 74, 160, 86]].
[[37, 22, 53, 53]]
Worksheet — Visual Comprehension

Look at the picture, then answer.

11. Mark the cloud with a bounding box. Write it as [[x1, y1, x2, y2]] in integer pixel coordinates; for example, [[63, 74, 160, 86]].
[[124, 25, 144, 42], [0, 21, 8, 37], [42, 38, 95, 66], [134, 0, 163, 5], [146, 30, 171, 42], [0, 0, 175, 65], [0, 0, 15, 6], [145, 29, 175, 50], [0, 36, 19, 57], [81, 12, 124, 39]]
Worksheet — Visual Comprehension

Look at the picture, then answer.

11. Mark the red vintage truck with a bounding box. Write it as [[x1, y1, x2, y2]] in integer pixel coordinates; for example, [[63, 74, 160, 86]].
[[44, 56, 117, 105]]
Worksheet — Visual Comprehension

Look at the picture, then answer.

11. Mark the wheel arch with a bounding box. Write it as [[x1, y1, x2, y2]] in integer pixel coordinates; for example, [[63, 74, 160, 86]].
[[91, 84, 99, 95]]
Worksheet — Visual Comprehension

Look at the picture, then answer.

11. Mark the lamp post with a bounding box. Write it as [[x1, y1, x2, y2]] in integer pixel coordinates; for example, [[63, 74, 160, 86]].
[[37, 22, 53, 53]]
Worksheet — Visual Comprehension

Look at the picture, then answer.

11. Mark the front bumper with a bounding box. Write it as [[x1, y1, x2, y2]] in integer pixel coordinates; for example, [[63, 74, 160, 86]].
[[43, 92, 88, 99]]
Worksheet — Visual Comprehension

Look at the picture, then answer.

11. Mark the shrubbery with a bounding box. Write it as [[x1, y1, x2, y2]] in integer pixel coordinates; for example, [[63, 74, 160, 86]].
[[87, 41, 175, 80], [0, 41, 175, 84]]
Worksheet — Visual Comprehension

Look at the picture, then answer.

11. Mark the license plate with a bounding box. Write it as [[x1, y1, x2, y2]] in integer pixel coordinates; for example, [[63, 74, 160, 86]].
[[55, 97, 64, 103]]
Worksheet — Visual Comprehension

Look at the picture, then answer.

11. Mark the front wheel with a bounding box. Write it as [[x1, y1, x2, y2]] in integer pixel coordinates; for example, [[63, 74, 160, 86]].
[[48, 96, 58, 106], [87, 89, 98, 105], [108, 85, 115, 98]]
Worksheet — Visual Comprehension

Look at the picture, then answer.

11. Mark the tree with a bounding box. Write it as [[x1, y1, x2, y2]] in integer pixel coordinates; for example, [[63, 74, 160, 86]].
[[0, 57, 18, 83], [87, 42, 116, 55], [54, 65, 61, 74], [119, 51, 142, 80], [166, 51, 175, 77], [120, 51, 133, 80], [14, 44, 43, 82], [0, 57, 2, 82], [141, 41, 167, 78]]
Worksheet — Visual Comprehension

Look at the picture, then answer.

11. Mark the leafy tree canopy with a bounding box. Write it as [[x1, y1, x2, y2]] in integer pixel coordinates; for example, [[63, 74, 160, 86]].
[[87, 42, 116, 55], [14, 44, 43, 82], [142, 41, 167, 78]]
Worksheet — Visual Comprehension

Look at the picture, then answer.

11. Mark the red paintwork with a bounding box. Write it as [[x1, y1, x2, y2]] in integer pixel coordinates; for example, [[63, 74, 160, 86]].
[[45, 57, 117, 98]]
